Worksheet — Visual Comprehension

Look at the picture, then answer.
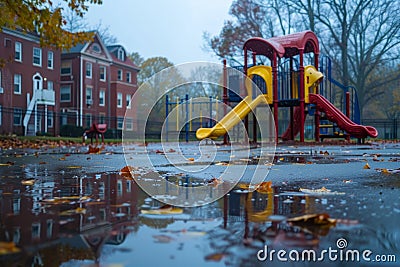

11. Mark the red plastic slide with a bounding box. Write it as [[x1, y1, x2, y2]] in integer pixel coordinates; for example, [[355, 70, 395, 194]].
[[281, 106, 304, 141], [309, 94, 378, 139]]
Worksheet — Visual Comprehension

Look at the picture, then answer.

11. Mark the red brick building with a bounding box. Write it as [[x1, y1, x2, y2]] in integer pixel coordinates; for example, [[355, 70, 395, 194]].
[[0, 28, 60, 136], [60, 32, 139, 136], [0, 30, 139, 137]]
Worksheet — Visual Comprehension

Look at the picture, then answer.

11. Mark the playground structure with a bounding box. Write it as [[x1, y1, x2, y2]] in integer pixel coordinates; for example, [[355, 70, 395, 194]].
[[82, 123, 107, 145], [192, 31, 378, 143]]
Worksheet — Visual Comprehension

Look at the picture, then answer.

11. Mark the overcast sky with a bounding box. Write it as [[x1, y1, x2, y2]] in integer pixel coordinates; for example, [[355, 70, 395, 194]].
[[85, 0, 233, 64]]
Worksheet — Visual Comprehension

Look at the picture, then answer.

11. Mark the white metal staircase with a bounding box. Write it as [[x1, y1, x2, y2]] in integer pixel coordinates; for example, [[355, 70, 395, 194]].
[[23, 89, 55, 136]]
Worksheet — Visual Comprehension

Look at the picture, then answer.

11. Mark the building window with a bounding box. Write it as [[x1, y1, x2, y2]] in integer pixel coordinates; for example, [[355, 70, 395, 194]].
[[117, 47, 125, 61], [60, 85, 71, 102], [86, 87, 92, 105], [117, 180, 123, 196], [126, 72, 131, 83], [117, 69, 122, 81], [4, 38, 11, 48], [61, 113, 67, 125], [15, 42, 22, 61], [46, 220, 53, 238], [99, 182, 105, 200], [47, 51, 54, 69], [86, 62, 92, 78], [14, 74, 21, 94], [33, 47, 42, 66], [32, 222, 41, 239], [47, 80, 53, 91], [126, 94, 131, 109], [117, 117, 124, 129], [117, 93, 123, 108], [126, 180, 132, 192], [13, 108, 22, 125], [85, 114, 92, 128], [99, 113, 105, 124], [0, 70, 2, 93], [99, 66, 106, 81], [0, 105, 2, 126], [47, 111, 53, 128], [13, 228, 20, 244], [92, 43, 101, 53], [13, 197, 21, 214], [125, 118, 133, 130], [99, 90, 105, 106], [61, 61, 71, 75]]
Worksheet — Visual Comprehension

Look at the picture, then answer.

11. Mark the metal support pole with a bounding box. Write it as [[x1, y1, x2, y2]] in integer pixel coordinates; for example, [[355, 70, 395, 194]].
[[223, 59, 228, 144], [185, 94, 189, 142], [299, 50, 305, 142], [166, 95, 169, 142]]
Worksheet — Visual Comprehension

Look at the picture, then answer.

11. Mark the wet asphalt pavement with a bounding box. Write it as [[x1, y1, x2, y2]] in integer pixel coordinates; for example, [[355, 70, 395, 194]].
[[0, 141, 399, 266]]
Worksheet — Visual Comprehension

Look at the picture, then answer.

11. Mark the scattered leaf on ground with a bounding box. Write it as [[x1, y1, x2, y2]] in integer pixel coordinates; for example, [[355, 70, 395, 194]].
[[21, 179, 35, 186], [205, 252, 227, 262], [0, 241, 20, 255], [287, 213, 337, 235], [141, 205, 183, 215], [207, 177, 223, 187], [300, 187, 345, 195], [256, 181, 273, 194], [153, 235, 174, 243]]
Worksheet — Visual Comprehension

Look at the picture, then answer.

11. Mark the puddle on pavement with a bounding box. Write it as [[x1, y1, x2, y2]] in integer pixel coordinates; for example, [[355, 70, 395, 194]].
[[0, 166, 399, 266]]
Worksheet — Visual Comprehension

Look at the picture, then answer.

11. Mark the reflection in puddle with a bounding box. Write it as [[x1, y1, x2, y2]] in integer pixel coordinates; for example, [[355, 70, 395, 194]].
[[0, 167, 398, 266]]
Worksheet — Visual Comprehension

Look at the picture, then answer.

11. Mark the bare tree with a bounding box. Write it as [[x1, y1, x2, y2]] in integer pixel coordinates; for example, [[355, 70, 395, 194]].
[[62, 7, 89, 33], [91, 20, 118, 46], [205, 0, 400, 118]]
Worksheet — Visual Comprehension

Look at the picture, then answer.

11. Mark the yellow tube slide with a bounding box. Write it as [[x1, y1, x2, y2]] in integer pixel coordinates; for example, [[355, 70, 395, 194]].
[[196, 94, 267, 140]]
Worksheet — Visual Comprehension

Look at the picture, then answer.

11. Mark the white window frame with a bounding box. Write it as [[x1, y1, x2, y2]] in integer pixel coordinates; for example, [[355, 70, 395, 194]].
[[61, 61, 71, 75], [126, 72, 131, 83], [117, 69, 122, 81], [126, 94, 131, 109], [14, 74, 21, 94], [15, 42, 22, 62], [99, 90, 105, 106], [117, 92, 123, 108], [33, 47, 42, 66], [47, 111, 53, 128], [117, 117, 124, 129], [86, 87, 93, 105], [117, 47, 125, 61], [47, 80, 54, 91], [99, 66, 106, 81], [60, 85, 71, 102], [125, 118, 133, 130], [47, 51, 54, 69], [13, 108, 22, 126], [86, 62, 92, 78]]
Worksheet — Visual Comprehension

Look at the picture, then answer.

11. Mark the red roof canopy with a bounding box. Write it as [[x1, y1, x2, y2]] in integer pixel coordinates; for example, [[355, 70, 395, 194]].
[[243, 31, 319, 60], [268, 30, 319, 58], [243, 37, 285, 60]]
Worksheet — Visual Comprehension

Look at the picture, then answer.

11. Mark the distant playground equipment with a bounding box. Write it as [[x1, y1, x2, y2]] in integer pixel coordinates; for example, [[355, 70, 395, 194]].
[[190, 30, 377, 142], [82, 123, 107, 145]]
